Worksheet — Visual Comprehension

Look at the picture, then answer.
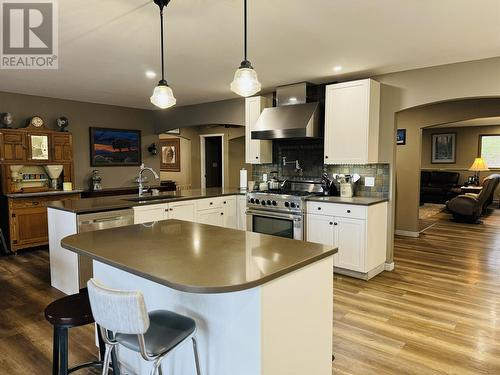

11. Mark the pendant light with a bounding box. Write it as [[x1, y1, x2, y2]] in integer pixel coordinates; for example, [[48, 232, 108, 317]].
[[150, 0, 176, 109], [230, 0, 261, 97]]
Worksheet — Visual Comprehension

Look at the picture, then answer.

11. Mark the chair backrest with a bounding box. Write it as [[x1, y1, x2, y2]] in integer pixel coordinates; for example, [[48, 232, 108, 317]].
[[478, 174, 500, 206], [87, 279, 150, 335]]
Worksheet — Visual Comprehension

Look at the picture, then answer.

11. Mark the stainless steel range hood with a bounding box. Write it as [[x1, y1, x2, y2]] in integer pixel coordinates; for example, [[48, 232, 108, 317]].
[[251, 82, 322, 139]]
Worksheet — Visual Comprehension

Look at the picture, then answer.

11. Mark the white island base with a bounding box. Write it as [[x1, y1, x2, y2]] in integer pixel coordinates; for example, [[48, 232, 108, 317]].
[[94, 256, 333, 375]]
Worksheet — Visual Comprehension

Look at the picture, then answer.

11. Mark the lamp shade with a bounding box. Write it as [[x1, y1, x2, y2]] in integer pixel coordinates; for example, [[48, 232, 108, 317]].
[[230, 67, 262, 97], [150, 82, 176, 109], [469, 157, 489, 171]]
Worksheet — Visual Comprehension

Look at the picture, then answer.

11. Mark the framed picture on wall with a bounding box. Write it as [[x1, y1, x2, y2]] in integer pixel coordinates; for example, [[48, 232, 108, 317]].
[[431, 133, 456, 163], [89, 127, 141, 166], [160, 138, 181, 172], [396, 129, 406, 145]]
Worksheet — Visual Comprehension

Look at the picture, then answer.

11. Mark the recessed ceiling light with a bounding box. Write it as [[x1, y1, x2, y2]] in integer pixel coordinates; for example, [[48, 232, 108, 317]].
[[333, 66, 342, 72], [145, 70, 157, 79]]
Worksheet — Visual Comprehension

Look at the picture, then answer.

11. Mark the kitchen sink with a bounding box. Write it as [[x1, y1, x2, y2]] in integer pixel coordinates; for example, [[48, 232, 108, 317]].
[[125, 195, 183, 203]]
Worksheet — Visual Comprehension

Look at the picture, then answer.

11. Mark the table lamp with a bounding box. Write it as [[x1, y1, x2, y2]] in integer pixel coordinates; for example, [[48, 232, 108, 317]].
[[468, 157, 489, 185]]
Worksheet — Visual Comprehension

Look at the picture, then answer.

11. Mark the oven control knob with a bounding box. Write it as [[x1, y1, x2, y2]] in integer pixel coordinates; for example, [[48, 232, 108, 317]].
[[255, 199, 260, 204], [250, 198, 255, 204], [261, 200, 266, 206], [272, 200, 277, 206], [284, 202, 290, 208], [290, 202, 296, 208], [266, 200, 271, 205]]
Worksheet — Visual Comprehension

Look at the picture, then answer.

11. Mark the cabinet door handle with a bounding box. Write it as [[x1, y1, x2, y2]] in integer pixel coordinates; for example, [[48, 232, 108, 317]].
[[32, 202, 39, 205], [317, 207, 321, 210], [334, 222, 338, 226], [170, 208, 173, 211], [220, 212, 224, 216], [347, 210, 351, 213], [223, 201, 226, 204], [329, 222, 333, 225], [325, 155, 329, 159], [255, 156, 259, 159]]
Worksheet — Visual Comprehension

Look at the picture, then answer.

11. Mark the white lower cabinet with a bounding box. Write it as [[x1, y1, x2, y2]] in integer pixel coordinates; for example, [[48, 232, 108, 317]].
[[133, 203, 168, 224], [167, 201, 195, 222], [133, 195, 244, 229], [335, 217, 366, 272], [306, 201, 387, 280], [222, 196, 237, 229], [196, 208, 225, 227], [237, 195, 247, 230]]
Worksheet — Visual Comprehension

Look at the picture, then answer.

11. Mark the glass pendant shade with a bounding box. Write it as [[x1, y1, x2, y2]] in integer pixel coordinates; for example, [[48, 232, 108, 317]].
[[150, 82, 176, 109], [230, 66, 262, 97]]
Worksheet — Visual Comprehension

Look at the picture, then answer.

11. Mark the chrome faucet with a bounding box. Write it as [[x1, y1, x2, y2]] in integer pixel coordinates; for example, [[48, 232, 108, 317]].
[[138, 163, 159, 197], [282, 157, 302, 173]]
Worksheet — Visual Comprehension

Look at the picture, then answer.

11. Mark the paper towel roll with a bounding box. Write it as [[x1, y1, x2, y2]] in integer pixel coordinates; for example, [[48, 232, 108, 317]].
[[240, 168, 248, 189]]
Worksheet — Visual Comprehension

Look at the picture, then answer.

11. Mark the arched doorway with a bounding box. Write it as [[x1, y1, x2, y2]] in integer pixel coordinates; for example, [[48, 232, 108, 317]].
[[395, 97, 500, 235]]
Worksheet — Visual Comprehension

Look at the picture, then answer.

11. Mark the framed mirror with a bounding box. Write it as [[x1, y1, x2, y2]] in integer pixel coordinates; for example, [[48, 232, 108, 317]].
[[30, 134, 49, 160]]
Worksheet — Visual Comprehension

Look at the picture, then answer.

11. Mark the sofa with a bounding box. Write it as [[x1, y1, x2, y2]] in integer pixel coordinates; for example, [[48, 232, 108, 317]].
[[446, 174, 500, 222], [420, 171, 460, 204]]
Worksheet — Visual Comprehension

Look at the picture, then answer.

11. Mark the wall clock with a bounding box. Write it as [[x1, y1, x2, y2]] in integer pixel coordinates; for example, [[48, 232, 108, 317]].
[[29, 116, 44, 128]]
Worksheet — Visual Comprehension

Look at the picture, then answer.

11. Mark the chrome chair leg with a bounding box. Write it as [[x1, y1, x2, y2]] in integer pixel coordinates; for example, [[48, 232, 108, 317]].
[[192, 337, 202, 375], [102, 344, 112, 375]]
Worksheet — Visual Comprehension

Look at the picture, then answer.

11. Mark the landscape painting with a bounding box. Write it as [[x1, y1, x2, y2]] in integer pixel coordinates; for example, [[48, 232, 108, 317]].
[[90, 127, 141, 166]]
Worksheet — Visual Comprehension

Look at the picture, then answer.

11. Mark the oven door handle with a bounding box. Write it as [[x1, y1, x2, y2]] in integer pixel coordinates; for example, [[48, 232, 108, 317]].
[[246, 209, 302, 221]]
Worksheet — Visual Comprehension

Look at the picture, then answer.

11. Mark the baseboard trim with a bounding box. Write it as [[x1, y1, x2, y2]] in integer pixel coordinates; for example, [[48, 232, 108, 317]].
[[395, 229, 420, 238], [384, 262, 395, 271]]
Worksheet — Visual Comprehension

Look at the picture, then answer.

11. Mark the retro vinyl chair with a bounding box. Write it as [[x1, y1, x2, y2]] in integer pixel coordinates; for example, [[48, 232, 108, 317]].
[[87, 279, 202, 375]]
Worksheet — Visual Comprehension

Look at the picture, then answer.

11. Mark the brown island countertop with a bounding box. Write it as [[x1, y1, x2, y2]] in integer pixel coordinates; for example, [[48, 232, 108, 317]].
[[47, 187, 245, 214], [61, 219, 337, 294]]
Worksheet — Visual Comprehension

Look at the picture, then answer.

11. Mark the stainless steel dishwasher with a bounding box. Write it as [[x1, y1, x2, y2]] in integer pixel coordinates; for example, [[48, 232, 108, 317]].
[[76, 209, 134, 288]]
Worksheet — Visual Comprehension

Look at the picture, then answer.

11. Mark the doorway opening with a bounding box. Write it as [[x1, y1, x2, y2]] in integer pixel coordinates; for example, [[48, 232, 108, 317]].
[[200, 134, 224, 188]]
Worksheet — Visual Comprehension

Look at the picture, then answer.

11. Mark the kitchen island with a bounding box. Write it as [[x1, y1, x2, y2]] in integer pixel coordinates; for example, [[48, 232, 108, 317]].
[[61, 220, 336, 375]]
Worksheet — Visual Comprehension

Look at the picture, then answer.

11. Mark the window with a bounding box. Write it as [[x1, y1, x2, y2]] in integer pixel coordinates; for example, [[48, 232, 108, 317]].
[[480, 135, 500, 168]]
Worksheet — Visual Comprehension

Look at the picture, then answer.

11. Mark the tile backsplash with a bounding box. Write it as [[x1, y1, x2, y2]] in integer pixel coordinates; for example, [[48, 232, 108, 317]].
[[251, 140, 390, 198]]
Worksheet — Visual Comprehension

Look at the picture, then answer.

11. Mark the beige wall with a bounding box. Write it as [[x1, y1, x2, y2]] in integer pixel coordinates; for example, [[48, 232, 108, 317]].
[[421, 125, 500, 197], [159, 126, 250, 189], [0, 91, 157, 189]]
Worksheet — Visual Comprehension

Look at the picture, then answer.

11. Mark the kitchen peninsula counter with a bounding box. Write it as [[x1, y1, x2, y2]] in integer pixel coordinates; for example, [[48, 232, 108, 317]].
[[47, 187, 244, 214], [61, 219, 336, 293], [60, 220, 336, 375]]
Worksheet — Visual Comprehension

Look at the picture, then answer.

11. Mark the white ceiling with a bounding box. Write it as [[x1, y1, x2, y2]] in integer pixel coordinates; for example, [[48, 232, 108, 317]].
[[431, 117, 500, 128], [1, 0, 500, 109]]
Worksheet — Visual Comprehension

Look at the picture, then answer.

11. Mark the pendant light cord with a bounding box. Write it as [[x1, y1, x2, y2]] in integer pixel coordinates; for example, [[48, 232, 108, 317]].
[[244, 0, 247, 62], [160, 4, 166, 83]]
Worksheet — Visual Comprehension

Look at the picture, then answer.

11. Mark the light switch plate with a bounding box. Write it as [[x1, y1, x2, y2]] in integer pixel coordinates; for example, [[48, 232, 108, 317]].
[[365, 176, 375, 187]]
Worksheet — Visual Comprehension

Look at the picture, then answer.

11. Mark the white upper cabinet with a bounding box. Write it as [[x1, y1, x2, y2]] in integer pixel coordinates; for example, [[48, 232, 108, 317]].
[[245, 96, 272, 164], [324, 79, 381, 164]]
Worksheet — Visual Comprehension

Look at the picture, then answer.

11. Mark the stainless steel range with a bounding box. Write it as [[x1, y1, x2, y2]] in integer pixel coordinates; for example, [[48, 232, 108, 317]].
[[246, 181, 324, 240]]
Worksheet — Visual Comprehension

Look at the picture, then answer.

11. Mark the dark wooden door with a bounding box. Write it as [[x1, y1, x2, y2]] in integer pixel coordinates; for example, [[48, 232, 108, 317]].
[[205, 136, 222, 188]]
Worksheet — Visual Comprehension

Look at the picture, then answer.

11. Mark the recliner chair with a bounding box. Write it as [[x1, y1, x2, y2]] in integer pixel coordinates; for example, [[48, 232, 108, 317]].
[[446, 174, 500, 222]]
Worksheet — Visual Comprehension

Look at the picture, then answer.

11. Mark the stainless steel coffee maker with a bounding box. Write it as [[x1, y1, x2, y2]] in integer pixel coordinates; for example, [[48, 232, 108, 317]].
[[90, 169, 102, 191]]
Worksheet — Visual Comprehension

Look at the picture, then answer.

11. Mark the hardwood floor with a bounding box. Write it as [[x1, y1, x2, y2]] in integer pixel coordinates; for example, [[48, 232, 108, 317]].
[[0, 250, 99, 374], [333, 208, 500, 374], [0, 209, 498, 374]]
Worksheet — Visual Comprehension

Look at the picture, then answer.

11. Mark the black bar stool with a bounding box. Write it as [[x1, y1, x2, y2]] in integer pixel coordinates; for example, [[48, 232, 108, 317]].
[[44, 289, 120, 375]]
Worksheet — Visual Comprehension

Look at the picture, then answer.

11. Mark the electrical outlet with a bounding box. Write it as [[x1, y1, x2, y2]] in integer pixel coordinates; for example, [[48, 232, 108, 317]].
[[365, 176, 375, 187]]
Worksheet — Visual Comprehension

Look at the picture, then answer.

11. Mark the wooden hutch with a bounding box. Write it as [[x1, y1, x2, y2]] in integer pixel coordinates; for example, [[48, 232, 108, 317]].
[[0, 120, 80, 252]]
